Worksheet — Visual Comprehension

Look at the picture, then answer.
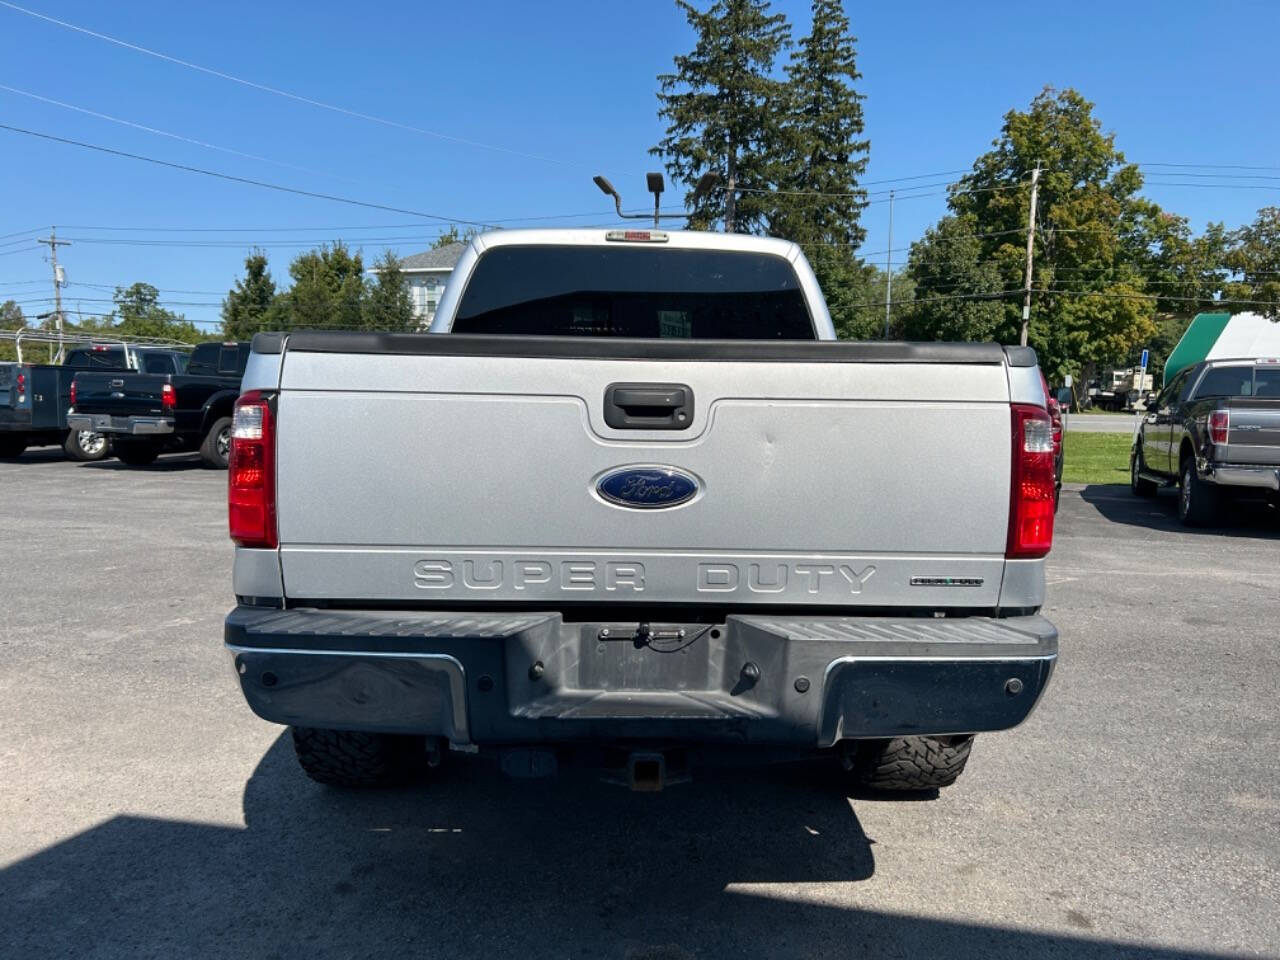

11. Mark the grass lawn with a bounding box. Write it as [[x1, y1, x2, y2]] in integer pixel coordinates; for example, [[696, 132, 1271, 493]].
[[1061, 432, 1133, 485]]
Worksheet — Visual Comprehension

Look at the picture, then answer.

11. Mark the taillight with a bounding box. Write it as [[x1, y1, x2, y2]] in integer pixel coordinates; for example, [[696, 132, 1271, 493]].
[[1006, 403, 1056, 559], [161, 383, 176, 411], [18, 372, 27, 398], [67, 377, 74, 406], [1209, 410, 1229, 446], [228, 391, 276, 548]]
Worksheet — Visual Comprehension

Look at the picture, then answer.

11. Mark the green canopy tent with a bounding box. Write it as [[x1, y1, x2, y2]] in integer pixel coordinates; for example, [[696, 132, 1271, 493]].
[[1163, 312, 1280, 385]]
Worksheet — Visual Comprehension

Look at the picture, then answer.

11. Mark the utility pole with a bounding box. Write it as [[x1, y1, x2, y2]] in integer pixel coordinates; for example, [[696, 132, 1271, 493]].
[[1020, 166, 1041, 347], [883, 190, 894, 339], [36, 227, 71, 363]]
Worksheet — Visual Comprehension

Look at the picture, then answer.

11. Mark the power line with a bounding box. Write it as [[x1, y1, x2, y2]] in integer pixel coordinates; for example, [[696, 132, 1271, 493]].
[[1139, 170, 1280, 182], [1139, 161, 1280, 172], [0, 123, 496, 226], [11, 295, 224, 307], [0, 84, 359, 185], [0, 0, 583, 171], [52, 208, 662, 232], [1141, 180, 1280, 192], [0, 226, 44, 241]]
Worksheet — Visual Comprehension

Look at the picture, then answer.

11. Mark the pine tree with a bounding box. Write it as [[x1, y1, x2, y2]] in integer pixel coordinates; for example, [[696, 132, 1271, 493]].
[[221, 251, 280, 339], [772, 0, 869, 249], [653, 0, 791, 233], [363, 251, 417, 332]]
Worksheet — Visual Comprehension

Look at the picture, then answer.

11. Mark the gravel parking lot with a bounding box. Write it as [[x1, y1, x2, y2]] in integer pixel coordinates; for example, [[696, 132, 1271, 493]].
[[2, 449, 1277, 960]]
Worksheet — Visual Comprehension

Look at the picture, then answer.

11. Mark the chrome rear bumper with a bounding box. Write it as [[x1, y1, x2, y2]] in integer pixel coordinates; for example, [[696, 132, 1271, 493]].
[[1206, 464, 1280, 490], [67, 413, 173, 435]]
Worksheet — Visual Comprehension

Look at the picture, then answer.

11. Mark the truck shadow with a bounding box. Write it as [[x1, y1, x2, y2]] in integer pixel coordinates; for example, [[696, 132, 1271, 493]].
[[1078, 484, 1279, 539], [0, 733, 1241, 959], [79, 452, 206, 472]]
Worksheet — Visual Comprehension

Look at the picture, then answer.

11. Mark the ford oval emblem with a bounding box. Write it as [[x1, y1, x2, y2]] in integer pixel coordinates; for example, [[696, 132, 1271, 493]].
[[596, 466, 699, 509]]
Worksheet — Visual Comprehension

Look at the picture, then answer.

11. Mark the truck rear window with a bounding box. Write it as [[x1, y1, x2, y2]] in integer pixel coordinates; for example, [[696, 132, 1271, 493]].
[[1194, 366, 1253, 398], [452, 246, 815, 339], [64, 347, 126, 369]]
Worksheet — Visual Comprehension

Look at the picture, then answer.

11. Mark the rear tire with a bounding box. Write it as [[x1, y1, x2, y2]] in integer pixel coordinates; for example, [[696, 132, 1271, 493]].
[[198, 416, 232, 469], [114, 443, 159, 466], [0, 435, 27, 459], [1179, 457, 1219, 527], [850, 735, 973, 792], [1131, 448, 1157, 497], [63, 429, 110, 462], [291, 727, 429, 787]]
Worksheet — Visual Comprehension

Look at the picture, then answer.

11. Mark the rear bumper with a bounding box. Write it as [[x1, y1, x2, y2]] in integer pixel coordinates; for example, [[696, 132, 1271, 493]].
[[67, 413, 173, 435], [0, 408, 34, 430], [225, 607, 1057, 748], [1205, 463, 1280, 491]]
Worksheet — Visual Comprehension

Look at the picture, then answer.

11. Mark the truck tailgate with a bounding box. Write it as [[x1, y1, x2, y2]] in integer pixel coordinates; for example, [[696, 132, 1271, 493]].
[[72, 372, 169, 416], [1224, 398, 1280, 465], [273, 337, 1014, 609]]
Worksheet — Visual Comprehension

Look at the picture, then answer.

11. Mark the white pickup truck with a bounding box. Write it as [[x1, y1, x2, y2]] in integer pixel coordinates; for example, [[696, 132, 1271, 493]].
[[224, 228, 1058, 793]]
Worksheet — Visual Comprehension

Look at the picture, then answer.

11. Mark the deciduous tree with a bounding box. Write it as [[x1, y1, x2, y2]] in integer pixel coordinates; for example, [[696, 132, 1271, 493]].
[[282, 243, 366, 330], [906, 87, 1162, 379]]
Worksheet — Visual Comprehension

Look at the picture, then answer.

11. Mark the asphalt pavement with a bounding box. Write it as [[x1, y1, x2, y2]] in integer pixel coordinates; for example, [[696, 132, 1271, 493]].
[[1, 448, 1277, 960]]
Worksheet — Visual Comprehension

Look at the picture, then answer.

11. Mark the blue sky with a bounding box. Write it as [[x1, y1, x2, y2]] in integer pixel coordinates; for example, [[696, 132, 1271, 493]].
[[1, 0, 1277, 331]]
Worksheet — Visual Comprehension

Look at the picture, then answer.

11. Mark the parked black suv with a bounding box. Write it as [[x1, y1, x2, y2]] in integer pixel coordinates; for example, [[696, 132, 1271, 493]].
[[67, 341, 250, 468]]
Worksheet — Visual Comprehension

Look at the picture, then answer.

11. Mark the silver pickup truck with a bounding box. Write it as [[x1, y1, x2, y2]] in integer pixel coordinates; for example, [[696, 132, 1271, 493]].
[[224, 228, 1059, 793]]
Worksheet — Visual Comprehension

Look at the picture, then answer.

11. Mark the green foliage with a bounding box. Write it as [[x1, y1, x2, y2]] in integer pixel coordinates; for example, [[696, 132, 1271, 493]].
[[0, 300, 25, 361], [770, 0, 869, 250], [90, 283, 204, 343], [363, 251, 417, 333], [282, 243, 367, 330], [218, 243, 437, 336], [432, 226, 483, 249], [653, 0, 791, 233], [902, 214, 1007, 343], [1224, 207, 1280, 318], [221, 251, 282, 340]]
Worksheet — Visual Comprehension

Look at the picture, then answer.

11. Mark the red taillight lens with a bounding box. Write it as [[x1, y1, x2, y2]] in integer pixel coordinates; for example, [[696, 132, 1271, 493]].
[[1006, 403, 1056, 559], [67, 378, 75, 406], [1209, 410, 1229, 446], [161, 382, 176, 411], [19, 373, 28, 397], [228, 390, 276, 548]]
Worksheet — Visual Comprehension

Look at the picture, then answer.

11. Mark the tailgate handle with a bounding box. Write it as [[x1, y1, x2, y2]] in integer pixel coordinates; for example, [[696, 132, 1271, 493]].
[[604, 382, 694, 430]]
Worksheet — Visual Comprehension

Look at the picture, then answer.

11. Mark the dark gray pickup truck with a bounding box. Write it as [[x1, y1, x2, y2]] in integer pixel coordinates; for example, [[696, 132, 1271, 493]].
[[1131, 358, 1280, 525]]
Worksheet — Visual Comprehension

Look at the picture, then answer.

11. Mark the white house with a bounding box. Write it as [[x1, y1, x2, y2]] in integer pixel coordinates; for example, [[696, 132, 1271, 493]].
[[397, 242, 466, 325]]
